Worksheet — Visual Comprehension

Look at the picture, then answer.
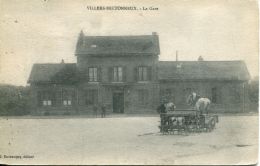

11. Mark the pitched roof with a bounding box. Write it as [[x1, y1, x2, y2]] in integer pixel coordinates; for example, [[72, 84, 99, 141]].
[[28, 61, 250, 84], [158, 61, 250, 81], [28, 63, 78, 84], [75, 32, 160, 56]]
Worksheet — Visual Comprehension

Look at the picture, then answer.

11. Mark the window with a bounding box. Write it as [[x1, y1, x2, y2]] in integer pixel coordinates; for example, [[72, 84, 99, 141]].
[[43, 100, 52, 106], [86, 89, 98, 105], [38, 91, 54, 106], [88, 67, 98, 82], [230, 86, 241, 103], [62, 89, 74, 106], [212, 87, 221, 103], [138, 67, 148, 81], [138, 89, 149, 105], [63, 100, 71, 106], [113, 67, 123, 82]]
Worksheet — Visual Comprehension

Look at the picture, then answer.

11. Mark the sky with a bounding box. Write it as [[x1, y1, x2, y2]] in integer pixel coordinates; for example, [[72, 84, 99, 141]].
[[0, 0, 258, 86]]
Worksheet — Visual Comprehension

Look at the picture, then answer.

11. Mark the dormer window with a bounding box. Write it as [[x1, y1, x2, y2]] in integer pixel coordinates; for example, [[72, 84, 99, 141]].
[[91, 44, 97, 48]]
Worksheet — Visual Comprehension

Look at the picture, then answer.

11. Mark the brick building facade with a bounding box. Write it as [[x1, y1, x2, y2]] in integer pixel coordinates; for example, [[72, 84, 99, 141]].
[[28, 31, 250, 115]]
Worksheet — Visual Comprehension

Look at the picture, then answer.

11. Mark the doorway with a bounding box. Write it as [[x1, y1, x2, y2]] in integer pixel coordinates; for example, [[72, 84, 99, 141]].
[[113, 92, 124, 113]]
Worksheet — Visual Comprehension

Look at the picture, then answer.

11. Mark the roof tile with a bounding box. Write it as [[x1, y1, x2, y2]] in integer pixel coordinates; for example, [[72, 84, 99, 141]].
[[75, 35, 160, 56], [28, 63, 78, 84], [158, 61, 250, 81]]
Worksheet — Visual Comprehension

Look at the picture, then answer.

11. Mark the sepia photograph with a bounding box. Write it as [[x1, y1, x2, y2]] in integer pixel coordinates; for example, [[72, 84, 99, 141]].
[[0, 0, 258, 165]]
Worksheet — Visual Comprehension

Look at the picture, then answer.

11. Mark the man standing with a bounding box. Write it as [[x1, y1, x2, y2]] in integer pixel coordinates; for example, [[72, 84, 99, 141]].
[[157, 101, 167, 132], [157, 102, 166, 114], [101, 104, 106, 118]]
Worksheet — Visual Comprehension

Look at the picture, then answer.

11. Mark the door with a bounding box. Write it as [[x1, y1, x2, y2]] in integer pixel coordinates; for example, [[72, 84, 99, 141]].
[[113, 92, 124, 113]]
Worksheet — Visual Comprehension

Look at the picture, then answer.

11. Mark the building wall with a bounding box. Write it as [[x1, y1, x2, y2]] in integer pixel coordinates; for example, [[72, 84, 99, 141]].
[[75, 82, 159, 114], [29, 54, 249, 115], [30, 84, 78, 115], [75, 55, 160, 114], [77, 55, 158, 83], [159, 80, 249, 112], [30, 80, 249, 115]]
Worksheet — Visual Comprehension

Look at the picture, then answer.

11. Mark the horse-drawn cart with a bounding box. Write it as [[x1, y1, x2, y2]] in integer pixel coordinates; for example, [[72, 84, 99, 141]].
[[159, 109, 219, 134]]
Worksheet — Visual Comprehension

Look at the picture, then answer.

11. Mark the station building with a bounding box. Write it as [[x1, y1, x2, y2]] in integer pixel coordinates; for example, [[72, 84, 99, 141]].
[[28, 31, 250, 115]]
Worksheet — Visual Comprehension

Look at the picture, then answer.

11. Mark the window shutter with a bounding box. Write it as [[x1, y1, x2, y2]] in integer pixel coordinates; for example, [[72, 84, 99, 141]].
[[86, 68, 89, 82], [123, 66, 127, 82], [78, 70, 83, 82], [148, 66, 152, 81], [72, 89, 76, 106], [55, 90, 60, 106], [98, 67, 102, 82], [94, 89, 98, 105], [217, 88, 222, 104], [52, 91, 56, 106], [37, 91, 42, 107], [85, 90, 88, 105], [108, 67, 113, 82], [134, 67, 138, 82]]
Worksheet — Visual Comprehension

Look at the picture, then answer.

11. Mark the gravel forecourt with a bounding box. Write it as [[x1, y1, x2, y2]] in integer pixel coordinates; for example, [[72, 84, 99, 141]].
[[0, 115, 258, 165]]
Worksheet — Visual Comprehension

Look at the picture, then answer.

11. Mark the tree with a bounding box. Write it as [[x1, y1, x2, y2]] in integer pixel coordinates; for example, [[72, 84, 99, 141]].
[[0, 84, 30, 116], [248, 76, 259, 103]]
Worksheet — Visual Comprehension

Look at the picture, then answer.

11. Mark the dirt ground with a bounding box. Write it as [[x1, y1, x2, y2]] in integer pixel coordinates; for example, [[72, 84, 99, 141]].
[[0, 115, 258, 165]]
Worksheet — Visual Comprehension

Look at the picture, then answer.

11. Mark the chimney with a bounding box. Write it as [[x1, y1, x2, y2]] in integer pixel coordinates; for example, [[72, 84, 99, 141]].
[[198, 56, 204, 61], [176, 50, 178, 61], [61, 59, 65, 64], [79, 30, 84, 36], [76, 30, 85, 50], [152, 32, 157, 35], [152, 32, 160, 55]]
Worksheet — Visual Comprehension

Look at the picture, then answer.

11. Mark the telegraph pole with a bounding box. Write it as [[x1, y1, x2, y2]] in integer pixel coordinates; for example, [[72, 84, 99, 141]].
[[176, 50, 178, 61]]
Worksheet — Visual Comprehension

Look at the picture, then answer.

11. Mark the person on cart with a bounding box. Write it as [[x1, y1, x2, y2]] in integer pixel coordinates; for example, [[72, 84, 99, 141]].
[[157, 101, 166, 114]]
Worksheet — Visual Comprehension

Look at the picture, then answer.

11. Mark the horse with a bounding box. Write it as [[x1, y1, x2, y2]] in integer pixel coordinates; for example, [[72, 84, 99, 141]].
[[165, 102, 184, 128], [157, 100, 176, 113], [187, 92, 211, 114]]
